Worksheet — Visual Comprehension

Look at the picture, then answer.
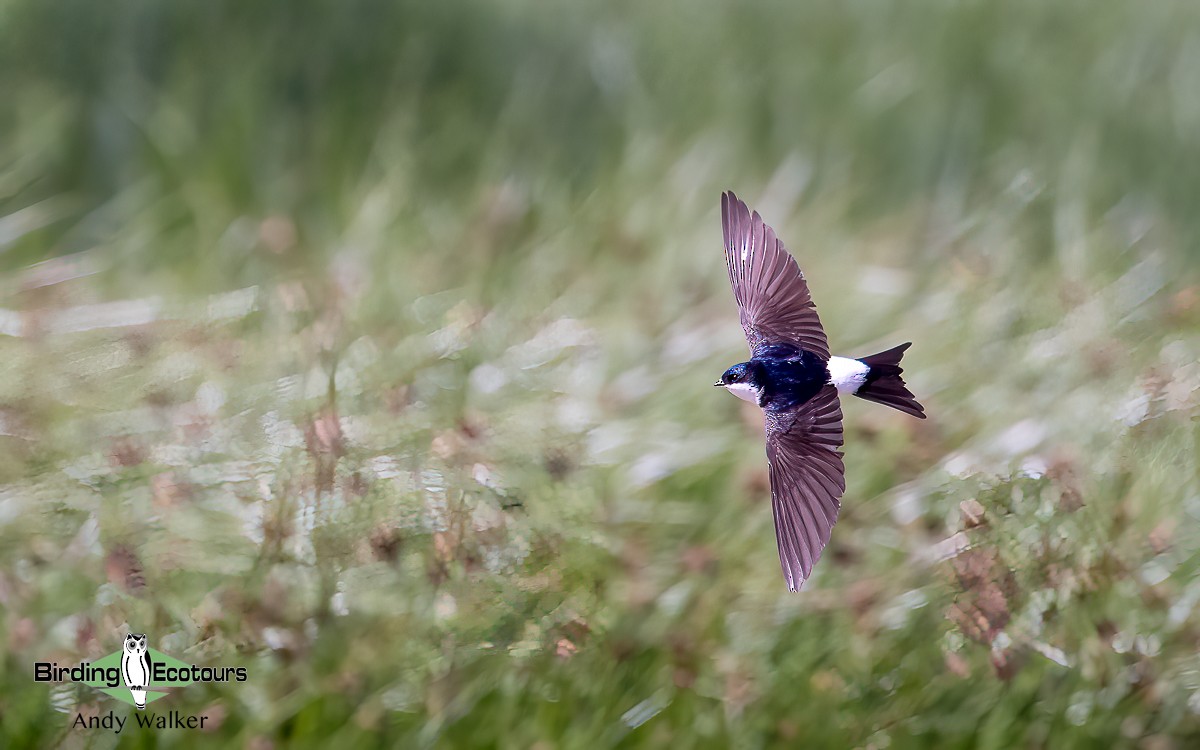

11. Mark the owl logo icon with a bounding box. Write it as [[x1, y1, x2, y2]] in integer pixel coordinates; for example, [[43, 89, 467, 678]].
[[120, 634, 153, 710]]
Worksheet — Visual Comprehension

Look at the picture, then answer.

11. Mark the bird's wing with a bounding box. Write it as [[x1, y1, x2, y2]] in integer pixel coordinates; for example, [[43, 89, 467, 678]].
[[764, 385, 846, 591], [722, 191, 830, 359]]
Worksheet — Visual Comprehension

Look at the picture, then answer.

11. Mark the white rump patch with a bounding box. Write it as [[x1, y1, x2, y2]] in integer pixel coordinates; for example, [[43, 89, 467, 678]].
[[723, 382, 760, 404], [827, 356, 870, 395]]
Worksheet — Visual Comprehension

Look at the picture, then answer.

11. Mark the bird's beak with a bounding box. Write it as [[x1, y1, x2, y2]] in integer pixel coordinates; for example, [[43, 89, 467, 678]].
[[713, 381, 724, 387]]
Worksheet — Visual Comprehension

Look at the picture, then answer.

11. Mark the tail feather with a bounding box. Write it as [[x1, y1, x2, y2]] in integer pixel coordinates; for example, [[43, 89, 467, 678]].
[[855, 343, 926, 419]]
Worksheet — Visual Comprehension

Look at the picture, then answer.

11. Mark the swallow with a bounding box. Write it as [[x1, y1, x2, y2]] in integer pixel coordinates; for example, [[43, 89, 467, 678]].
[[715, 191, 925, 591]]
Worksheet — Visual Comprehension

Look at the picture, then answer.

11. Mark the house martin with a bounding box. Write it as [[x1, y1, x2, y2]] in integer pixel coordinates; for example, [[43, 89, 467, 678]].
[[715, 191, 925, 591]]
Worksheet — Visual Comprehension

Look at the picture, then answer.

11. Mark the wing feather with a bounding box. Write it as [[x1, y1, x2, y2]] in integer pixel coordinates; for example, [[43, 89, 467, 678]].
[[764, 386, 846, 591], [722, 192, 829, 359]]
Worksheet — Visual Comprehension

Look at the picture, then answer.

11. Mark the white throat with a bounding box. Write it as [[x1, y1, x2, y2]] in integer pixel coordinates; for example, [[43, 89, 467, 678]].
[[723, 382, 760, 404]]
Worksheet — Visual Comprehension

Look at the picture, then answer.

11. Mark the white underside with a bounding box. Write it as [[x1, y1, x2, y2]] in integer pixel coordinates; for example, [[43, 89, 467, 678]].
[[723, 382, 760, 403], [827, 355, 869, 395]]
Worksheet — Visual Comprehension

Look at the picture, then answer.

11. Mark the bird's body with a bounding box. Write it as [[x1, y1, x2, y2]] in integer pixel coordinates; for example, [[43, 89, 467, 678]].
[[721, 346, 882, 410], [715, 191, 925, 591], [720, 344, 826, 411]]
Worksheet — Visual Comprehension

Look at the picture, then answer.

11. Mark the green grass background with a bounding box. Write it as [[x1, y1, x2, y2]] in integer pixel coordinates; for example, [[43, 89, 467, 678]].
[[2, 0, 1200, 747]]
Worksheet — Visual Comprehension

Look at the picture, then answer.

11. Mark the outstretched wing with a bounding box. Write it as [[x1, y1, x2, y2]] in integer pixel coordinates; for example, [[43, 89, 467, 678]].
[[764, 386, 846, 591], [722, 191, 829, 359]]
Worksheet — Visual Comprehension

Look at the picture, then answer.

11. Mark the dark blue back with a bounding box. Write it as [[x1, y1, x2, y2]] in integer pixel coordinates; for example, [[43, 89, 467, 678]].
[[747, 344, 829, 412]]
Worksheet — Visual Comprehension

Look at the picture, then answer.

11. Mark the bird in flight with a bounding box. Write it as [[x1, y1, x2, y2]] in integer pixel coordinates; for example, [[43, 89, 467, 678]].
[[715, 191, 925, 591]]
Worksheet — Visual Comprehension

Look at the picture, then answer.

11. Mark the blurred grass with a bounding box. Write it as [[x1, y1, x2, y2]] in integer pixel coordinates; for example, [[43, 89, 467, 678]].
[[2, 0, 1200, 747]]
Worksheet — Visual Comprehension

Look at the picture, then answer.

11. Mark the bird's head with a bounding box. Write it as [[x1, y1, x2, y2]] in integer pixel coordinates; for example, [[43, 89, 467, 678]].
[[714, 362, 761, 403]]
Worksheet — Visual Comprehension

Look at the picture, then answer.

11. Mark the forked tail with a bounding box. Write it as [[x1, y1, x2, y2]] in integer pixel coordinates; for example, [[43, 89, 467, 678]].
[[855, 343, 926, 419]]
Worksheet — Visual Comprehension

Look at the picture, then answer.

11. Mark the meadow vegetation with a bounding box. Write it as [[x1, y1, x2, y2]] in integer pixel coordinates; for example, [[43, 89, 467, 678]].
[[1, 1, 1199, 747]]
